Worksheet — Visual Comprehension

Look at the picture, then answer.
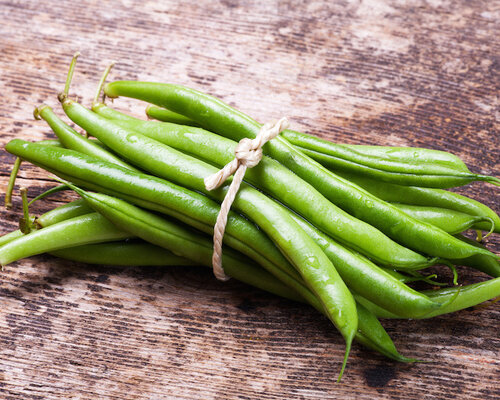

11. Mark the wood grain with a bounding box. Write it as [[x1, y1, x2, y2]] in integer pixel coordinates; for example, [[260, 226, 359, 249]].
[[0, 0, 498, 398]]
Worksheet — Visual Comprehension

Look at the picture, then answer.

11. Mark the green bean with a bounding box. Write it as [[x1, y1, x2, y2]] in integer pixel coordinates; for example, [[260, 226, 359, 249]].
[[60, 101, 358, 374], [146, 104, 201, 127], [284, 133, 496, 188], [454, 235, 500, 277], [34, 104, 137, 171], [0, 213, 131, 266], [354, 303, 416, 362], [391, 204, 494, 235], [101, 82, 497, 262], [4, 139, 63, 210], [357, 278, 500, 319], [289, 212, 440, 317], [1, 192, 410, 364], [341, 144, 470, 172], [335, 171, 500, 234], [0, 229, 24, 247], [291, 143, 487, 188], [144, 105, 468, 173], [66, 183, 312, 303], [7, 139, 361, 373], [6, 140, 302, 288], [37, 199, 94, 226], [67, 183, 414, 366], [77, 106, 458, 316], [50, 240, 197, 266], [71, 104, 454, 320], [0, 199, 93, 247], [92, 105, 433, 270], [92, 105, 437, 269]]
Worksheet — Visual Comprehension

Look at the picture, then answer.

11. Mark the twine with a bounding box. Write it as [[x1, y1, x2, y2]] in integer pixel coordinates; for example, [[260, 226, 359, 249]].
[[204, 117, 289, 281]]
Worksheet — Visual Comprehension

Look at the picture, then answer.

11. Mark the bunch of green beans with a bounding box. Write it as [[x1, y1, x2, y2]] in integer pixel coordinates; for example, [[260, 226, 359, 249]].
[[1, 54, 499, 381]]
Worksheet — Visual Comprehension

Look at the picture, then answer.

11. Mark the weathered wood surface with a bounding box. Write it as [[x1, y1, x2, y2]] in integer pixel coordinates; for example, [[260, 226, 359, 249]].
[[0, 0, 499, 398]]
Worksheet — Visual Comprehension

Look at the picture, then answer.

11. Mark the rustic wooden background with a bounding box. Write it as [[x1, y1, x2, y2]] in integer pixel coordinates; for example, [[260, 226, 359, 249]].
[[0, 0, 499, 399]]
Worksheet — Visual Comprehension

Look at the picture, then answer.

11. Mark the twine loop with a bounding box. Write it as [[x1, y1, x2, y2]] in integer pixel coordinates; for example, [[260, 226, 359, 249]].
[[204, 117, 289, 281]]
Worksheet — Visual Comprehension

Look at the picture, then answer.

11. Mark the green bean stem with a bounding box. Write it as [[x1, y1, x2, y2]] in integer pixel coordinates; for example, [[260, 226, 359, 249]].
[[4, 157, 21, 209]]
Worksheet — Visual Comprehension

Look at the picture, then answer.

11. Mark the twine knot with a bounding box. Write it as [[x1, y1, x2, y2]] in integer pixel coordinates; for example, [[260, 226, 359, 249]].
[[204, 117, 289, 281], [234, 138, 263, 168]]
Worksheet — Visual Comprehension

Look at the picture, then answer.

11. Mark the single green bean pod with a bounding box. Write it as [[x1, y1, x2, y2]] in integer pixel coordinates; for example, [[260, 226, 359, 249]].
[[391, 204, 494, 235], [51, 241, 198, 266], [335, 171, 500, 234], [284, 132, 497, 188]]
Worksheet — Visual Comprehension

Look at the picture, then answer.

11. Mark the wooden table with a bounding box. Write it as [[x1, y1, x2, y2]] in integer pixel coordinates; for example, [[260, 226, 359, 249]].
[[0, 1, 498, 398]]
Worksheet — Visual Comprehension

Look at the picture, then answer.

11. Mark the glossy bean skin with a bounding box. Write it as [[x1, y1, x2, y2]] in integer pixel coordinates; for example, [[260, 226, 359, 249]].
[[95, 110, 452, 315], [100, 107, 492, 237], [61, 101, 358, 357], [289, 213, 440, 317], [335, 171, 500, 234], [7, 140, 360, 369], [146, 105, 201, 127], [0, 209, 301, 303], [390, 204, 493, 235], [0, 229, 24, 247], [72, 187, 313, 305], [357, 278, 500, 319], [102, 82, 496, 262], [33, 208, 411, 362], [342, 144, 469, 172], [4, 139, 64, 209], [0, 199, 94, 247], [454, 235, 500, 278], [74, 108, 450, 316], [35, 105, 137, 171], [3, 154, 411, 364], [0, 213, 131, 266], [5, 140, 304, 290], [71, 187, 413, 363], [72, 187, 308, 303], [93, 104, 431, 270], [36, 199, 94, 226], [75, 175, 438, 317], [144, 105, 468, 172], [296, 145, 494, 188], [50, 240, 197, 266]]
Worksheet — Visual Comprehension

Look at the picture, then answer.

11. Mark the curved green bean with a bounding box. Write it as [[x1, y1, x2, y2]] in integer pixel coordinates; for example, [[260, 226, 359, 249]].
[[50, 241, 196, 266], [391, 204, 493, 235], [335, 172, 500, 234], [35, 104, 137, 171], [0, 213, 131, 266], [357, 278, 500, 319]]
